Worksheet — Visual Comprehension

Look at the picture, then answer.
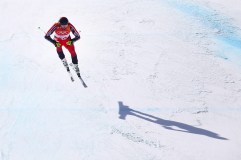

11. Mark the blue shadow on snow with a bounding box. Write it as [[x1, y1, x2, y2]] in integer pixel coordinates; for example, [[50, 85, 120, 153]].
[[118, 101, 228, 140]]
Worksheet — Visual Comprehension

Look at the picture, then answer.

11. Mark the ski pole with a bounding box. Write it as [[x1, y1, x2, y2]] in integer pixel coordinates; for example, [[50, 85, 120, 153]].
[[38, 27, 46, 34]]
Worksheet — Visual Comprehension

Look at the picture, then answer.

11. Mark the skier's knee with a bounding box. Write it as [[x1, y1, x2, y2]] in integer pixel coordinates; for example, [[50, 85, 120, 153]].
[[72, 56, 78, 64], [57, 51, 65, 60]]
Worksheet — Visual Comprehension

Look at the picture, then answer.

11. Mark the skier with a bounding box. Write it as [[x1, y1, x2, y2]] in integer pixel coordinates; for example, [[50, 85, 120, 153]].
[[45, 17, 81, 76]]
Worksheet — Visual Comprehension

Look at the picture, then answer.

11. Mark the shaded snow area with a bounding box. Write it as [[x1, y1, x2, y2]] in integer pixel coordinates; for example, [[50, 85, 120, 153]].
[[1, 0, 241, 160]]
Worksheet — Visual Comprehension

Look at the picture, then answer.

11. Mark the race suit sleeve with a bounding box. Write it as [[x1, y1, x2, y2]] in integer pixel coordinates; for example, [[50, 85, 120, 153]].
[[69, 23, 80, 42], [44, 23, 58, 44]]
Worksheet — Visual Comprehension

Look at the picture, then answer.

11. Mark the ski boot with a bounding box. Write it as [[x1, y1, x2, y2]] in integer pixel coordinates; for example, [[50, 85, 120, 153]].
[[62, 58, 70, 71], [73, 63, 81, 77]]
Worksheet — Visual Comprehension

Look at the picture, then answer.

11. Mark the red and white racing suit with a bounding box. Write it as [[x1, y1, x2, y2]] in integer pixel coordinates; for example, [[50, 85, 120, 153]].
[[45, 22, 80, 57]]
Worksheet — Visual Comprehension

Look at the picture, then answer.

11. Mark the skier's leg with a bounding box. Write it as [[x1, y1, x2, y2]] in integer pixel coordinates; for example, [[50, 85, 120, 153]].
[[72, 56, 80, 76], [66, 44, 77, 58], [66, 44, 81, 76], [57, 50, 65, 60], [57, 47, 69, 69], [71, 55, 78, 64]]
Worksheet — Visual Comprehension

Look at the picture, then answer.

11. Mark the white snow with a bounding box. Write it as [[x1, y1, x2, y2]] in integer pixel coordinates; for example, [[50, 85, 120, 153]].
[[1, 0, 241, 160]]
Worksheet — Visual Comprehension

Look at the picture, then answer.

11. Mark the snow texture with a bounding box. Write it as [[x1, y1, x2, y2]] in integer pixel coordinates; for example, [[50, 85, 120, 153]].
[[0, 0, 241, 160]]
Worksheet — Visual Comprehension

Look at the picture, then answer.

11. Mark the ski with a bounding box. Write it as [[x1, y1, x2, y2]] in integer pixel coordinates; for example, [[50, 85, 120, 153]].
[[69, 63, 88, 88], [78, 75, 88, 88], [67, 67, 75, 82]]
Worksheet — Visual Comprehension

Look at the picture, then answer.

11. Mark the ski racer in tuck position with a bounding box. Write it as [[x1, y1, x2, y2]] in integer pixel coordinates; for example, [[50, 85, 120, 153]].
[[44, 17, 81, 77]]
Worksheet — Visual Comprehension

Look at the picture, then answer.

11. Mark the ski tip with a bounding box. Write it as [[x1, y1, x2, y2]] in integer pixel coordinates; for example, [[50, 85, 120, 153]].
[[83, 83, 88, 88]]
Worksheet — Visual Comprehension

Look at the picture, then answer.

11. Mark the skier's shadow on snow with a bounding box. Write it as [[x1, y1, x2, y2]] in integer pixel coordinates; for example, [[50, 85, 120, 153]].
[[118, 101, 228, 140]]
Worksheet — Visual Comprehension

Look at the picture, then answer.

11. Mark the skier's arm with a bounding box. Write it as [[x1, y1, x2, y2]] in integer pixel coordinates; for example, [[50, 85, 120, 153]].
[[44, 23, 58, 45], [69, 23, 80, 43], [45, 36, 56, 45]]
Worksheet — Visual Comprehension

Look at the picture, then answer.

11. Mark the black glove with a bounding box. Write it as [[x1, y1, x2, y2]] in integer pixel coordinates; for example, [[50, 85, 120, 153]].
[[45, 36, 60, 47]]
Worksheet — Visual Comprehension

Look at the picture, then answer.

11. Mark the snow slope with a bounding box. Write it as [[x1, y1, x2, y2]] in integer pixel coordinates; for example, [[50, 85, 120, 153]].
[[1, 0, 241, 160]]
